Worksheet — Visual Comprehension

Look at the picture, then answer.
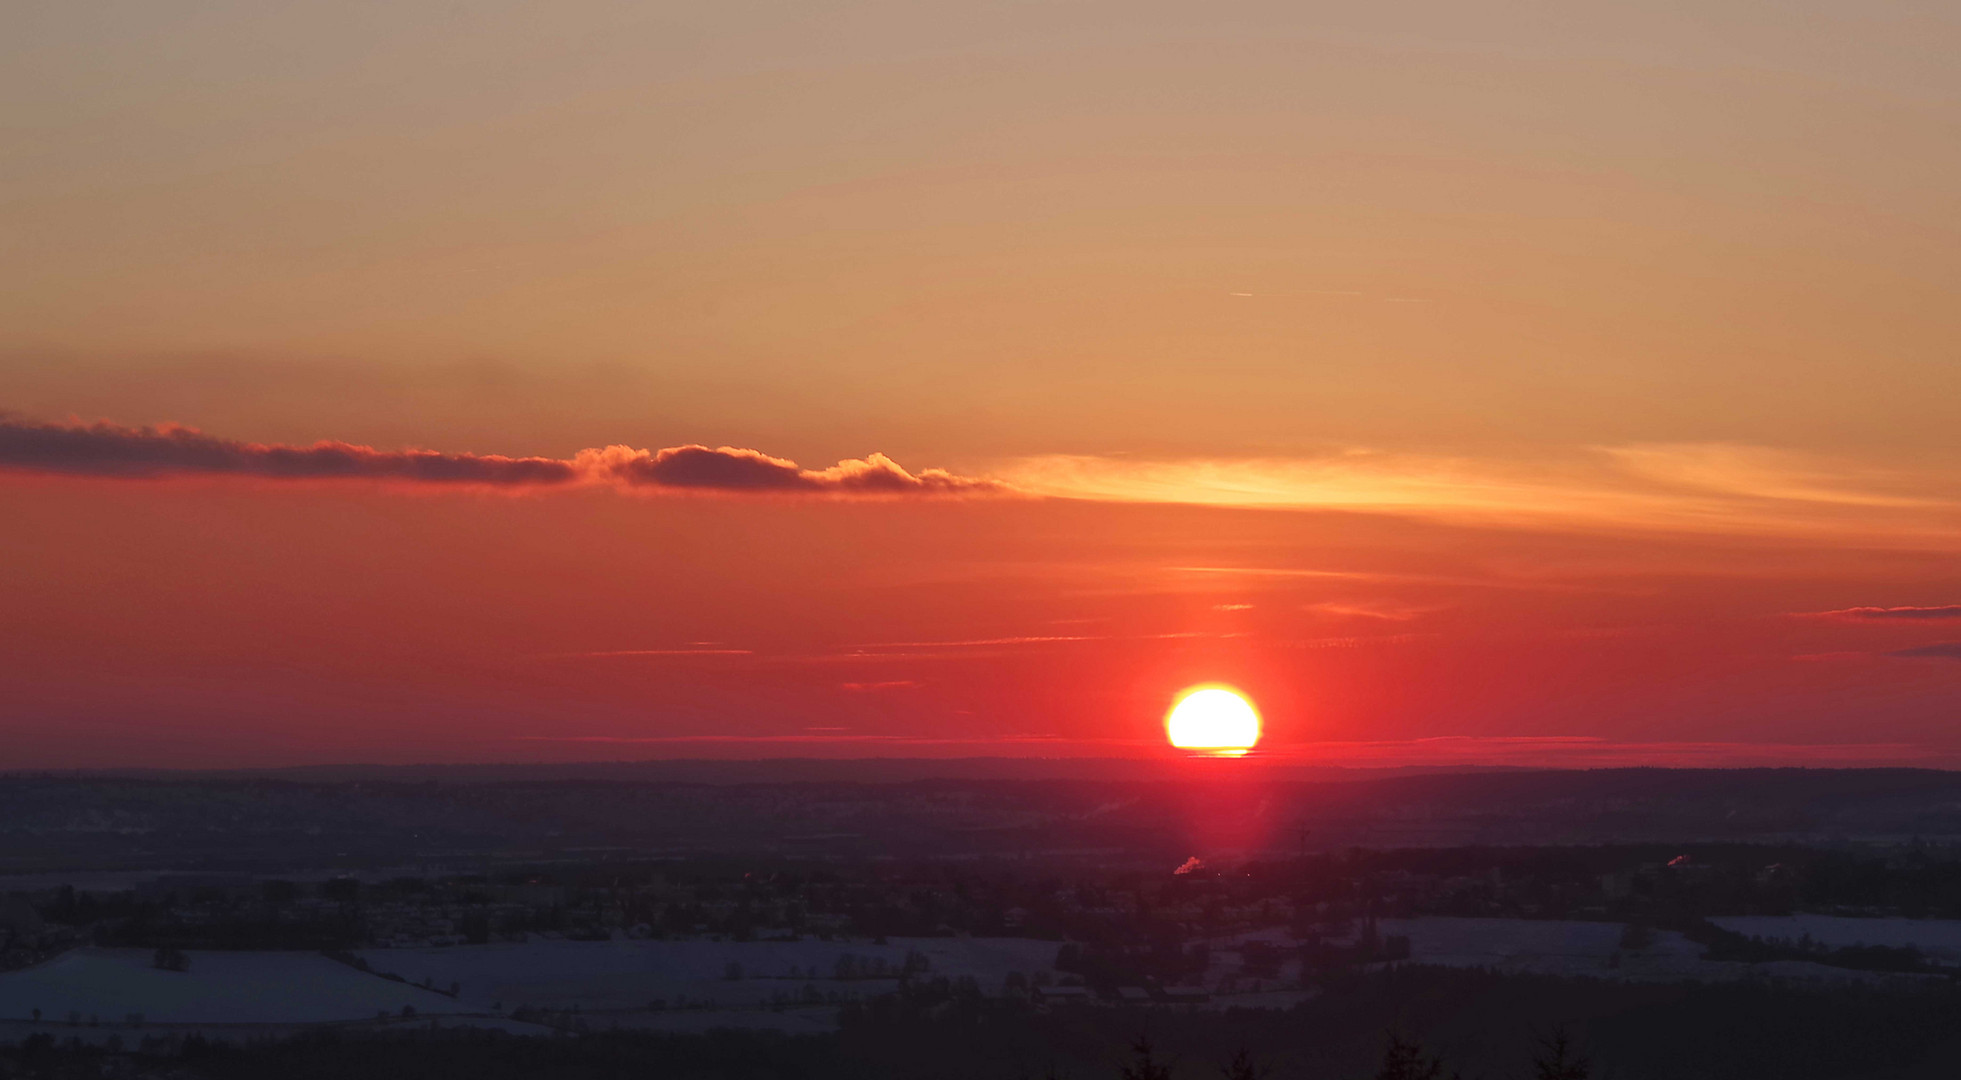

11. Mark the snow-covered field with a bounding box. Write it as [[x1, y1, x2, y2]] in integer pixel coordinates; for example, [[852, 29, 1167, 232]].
[[600, 1006, 840, 1034], [1373, 917, 1676, 977], [354, 937, 1062, 1012], [1711, 916, 1961, 963], [11, 919, 1946, 1035], [0, 949, 470, 1024], [0, 938, 1057, 1034], [1375, 917, 1942, 985]]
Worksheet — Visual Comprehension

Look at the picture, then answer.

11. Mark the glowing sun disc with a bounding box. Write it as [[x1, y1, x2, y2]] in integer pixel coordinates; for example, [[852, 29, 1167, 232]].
[[1166, 686, 1261, 756]]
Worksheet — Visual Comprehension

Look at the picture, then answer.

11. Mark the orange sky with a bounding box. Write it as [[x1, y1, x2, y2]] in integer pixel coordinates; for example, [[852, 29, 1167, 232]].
[[4, 2, 1960, 767]]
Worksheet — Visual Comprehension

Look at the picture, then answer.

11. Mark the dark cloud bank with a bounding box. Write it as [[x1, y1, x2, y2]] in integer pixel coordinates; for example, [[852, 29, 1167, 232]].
[[0, 416, 1004, 496]]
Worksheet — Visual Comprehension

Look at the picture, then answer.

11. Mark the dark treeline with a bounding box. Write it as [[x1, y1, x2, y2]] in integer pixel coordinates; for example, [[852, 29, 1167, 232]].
[[8, 967, 1961, 1079], [27, 841, 1961, 983], [12, 768, 1961, 873]]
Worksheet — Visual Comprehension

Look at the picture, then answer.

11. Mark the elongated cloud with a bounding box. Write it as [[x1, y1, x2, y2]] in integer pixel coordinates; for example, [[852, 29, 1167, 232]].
[[996, 444, 1961, 541], [1889, 643, 1961, 660], [0, 416, 1003, 496], [1804, 605, 1961, 620], [581, 444, 1000, 494], [0, 416, 579, 485]]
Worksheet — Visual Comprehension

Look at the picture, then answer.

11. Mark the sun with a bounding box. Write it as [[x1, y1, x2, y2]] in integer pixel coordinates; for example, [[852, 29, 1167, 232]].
[[1165, 686, 1261, 757]]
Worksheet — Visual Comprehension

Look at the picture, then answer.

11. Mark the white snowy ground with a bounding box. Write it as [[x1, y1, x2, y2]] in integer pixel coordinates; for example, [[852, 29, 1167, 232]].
[[1710, 915, 1961, 964], [1375, 918, 1675, 977], [1374, 917, 1945, 985], [353, 937, 1063, 1013], [13, 920, 1944, 1035], [0, 948, 470, 1024], [0, 938, 1059, 1035]]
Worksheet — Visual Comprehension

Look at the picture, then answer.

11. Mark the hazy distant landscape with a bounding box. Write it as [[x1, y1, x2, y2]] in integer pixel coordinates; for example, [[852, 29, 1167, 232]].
[[13, 765, 1961, 874], [8, 764, 1961, 1076]]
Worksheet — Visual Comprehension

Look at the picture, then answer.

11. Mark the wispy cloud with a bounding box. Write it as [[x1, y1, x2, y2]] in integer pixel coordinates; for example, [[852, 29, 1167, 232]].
[[1167, 566, 1620, 595], [1800, 605, 1961, 621], [18, 415, 1959, 543], [1601, 444, 1940, 509], [1169, 566, 1390, 581], [1274, 632, 1429, 650], [543, 648, 755, 659], [997, 444, 1961, 541], [0, 415, 1005, 497], [583, 444, 1001, 495], [1888, 642, 1961, 660], [496, 733, 1953, 767], [1306, 600, 1435, 621], [847, 635, 1101, 649], [775, 630, 1256, 666], [1269, 736, 1944, 768], [0, 414, 578, 486]]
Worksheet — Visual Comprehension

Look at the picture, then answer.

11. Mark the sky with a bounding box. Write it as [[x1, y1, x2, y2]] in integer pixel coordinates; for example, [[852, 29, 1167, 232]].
[[3, 1, 1960, 768]]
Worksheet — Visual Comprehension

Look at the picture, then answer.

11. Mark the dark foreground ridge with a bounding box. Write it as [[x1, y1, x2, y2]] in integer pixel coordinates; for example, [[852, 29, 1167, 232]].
[[8, 967, 1961, 1079]]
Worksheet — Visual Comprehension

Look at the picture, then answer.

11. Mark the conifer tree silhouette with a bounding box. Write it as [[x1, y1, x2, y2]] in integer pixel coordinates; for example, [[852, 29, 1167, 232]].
[[1374, 1032, 1449, 1080], [1121, 1038, 1173, 1080], [1531, 1027, 1591, 1080], [1220, 1048, 1266, 1080]]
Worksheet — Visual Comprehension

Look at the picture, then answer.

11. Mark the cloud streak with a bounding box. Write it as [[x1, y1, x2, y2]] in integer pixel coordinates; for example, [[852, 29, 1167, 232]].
[[0, 416, 577, 486], [581, 443, 998, 494], [1268, 736, 1945, 768], [998, 444, 1961, 542], [14, 416, 1958, 539], [1888, 643, 1961, 660], [1804, 605, 1961, 620], [542, 648, 756, 658], [0, 416, 1004, 497]]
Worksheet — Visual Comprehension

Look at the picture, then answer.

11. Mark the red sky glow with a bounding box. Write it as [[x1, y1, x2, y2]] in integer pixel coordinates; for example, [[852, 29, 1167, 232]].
[[5, 2, 1961, 769]]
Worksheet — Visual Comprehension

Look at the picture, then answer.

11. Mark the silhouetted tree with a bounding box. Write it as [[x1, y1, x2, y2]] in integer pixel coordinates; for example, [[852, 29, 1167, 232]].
[[1221, 1048, 1266, 1080], [1531, 1027, 1590, 1080], [1375, 1032, 1447, 1080], [1121, 1037, 1173, 1080]]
